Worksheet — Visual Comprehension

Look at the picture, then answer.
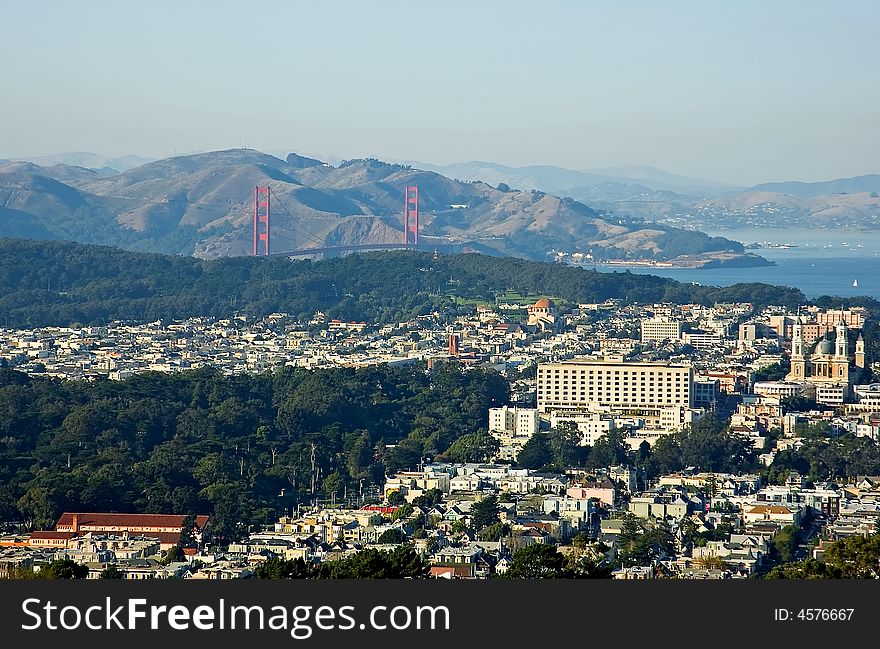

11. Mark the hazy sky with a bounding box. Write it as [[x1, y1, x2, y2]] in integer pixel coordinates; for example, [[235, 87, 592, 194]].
[[2, 1, 878, 185]]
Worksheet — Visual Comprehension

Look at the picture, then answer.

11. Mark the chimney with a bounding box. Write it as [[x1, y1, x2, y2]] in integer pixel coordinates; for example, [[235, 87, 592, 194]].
[[71, 514, 78, 533]]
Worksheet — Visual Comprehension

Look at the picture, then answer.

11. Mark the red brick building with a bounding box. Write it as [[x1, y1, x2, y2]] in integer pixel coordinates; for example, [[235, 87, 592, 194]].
[[53, 513, 209, 550]]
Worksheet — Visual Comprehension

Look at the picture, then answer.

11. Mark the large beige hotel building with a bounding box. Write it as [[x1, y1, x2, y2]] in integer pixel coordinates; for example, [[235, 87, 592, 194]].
[[537, 360, 693, 416]]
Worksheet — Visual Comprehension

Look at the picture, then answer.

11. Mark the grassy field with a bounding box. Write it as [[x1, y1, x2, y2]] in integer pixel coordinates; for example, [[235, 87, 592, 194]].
[[449, 291, 569, 309]]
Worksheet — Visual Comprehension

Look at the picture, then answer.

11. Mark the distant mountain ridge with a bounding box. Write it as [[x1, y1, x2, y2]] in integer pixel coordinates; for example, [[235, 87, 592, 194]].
[[9, 151, 155, 173], [0, 148, 763, 266], [409, 160, 880, 230], [409, 160, 738, 196], [750, 175, 880, 198]]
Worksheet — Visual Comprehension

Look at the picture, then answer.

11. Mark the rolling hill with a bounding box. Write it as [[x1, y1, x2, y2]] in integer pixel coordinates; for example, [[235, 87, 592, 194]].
[[0, 149, 764, 266], [412, 160, 880, 231]]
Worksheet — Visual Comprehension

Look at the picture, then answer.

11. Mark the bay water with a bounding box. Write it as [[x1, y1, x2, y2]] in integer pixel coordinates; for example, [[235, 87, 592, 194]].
[[614, 227, 880, 300]]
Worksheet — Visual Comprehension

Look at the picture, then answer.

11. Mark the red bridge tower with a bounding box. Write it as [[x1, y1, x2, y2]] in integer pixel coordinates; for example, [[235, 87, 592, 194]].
[[404, 185, 419, 245], [253, 186, 270, 256]]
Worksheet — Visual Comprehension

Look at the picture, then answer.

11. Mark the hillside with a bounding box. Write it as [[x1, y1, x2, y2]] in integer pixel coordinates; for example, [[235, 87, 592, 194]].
[[417, 160, 880, 230], [0, 238, 807, 329], [0, 149, 760, 266], [10, 151, 154, 173]]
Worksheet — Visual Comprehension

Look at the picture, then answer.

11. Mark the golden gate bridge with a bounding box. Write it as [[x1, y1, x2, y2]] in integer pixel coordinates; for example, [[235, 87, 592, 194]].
[[252, 184, 461, 257]]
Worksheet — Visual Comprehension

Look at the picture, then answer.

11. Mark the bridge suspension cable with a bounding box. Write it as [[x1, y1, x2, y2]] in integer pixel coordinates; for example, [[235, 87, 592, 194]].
[[252, 184, 425, 257]]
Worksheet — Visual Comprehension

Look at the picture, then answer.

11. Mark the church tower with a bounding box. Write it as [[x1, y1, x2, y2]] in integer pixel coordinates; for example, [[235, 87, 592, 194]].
[[787, 318, 807, 380], [832, 316, 850, 383], [856, 332, 866, 369]]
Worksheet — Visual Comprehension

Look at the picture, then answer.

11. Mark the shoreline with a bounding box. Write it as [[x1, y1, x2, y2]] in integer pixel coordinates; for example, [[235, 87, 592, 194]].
[[570, 256, 775, 271]]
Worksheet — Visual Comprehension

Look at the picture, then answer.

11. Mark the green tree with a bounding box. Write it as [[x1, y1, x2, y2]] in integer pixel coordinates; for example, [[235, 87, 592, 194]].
[[16, 486, 56, 530], [35, 559, 89, 579], [387, 490, 406, 506], [470, 494, 501, 531], [616, 514, 643, 549], [503, 544, 569, 578], [823, 534, 880, 577], [322, 471, 345, 499], [178, 513, 198, 549], [548, 421, 584, 467], [771, 525, 800, 564], [569, 553, 613, 578], [764, 559, 842, 579], [477, 522, 510, 541], [377, 528, 406, 544], [517, 433, 553, 469], [390, 502, 414, 522], [162, 545, 186, 565], [445, 430, 499, 463], [99, 565, 125, 579], [412, 488, 444, 507], [782, 395, 820, 412], [588, 428, 629, 469], [322, 547, 429, 579], [255, 557, 317, 579], [619, 518, 675, 567], [650, 435, 684, 476]]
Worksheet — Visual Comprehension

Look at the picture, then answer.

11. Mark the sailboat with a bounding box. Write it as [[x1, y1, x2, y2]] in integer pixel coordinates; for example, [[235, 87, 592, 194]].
[[853, 279, 859, 288]]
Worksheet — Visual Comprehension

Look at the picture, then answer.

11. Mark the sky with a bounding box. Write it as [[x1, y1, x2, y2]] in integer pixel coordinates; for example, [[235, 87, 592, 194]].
[[2, 0, 878, 186]]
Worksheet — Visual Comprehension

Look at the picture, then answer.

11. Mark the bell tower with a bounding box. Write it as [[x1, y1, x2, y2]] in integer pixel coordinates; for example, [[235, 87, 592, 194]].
[[787, 318, 807, 381], [856, 332, 866, 369], [832, 315, 850, 383], [834, 315, 849, 359]]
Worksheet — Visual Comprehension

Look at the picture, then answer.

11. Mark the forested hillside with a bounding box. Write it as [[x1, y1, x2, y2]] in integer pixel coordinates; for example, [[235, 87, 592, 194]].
[[0, 238, 808, 328], [0, 363, 508, 539]]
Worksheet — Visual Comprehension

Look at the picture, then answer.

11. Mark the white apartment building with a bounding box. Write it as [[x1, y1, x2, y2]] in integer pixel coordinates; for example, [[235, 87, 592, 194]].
[[488, 406, 540, 462], [682, 331, 725, 348], [815, 384, 846, 406], [640, 318, 682, 343], [537, 360, 693, 416], [488, 406, 539, 437], [549, 412, 617, 446], [850, 384, 880, 411], [753, 381, 806, 400], [550, 409, 699, 447]]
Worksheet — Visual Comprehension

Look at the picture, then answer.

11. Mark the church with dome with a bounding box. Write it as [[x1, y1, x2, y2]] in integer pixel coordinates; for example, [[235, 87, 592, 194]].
[[785, 315, 866, 391], [526, 298, 558, 332]]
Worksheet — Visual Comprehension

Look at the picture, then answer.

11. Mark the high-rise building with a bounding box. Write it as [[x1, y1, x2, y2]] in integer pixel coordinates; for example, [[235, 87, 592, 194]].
[[537, 360, 693, 416]]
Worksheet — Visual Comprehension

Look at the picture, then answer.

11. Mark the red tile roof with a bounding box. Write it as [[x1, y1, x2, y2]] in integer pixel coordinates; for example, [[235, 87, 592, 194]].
[[29, 531, 76, 540], [56, 513, 209, 530]]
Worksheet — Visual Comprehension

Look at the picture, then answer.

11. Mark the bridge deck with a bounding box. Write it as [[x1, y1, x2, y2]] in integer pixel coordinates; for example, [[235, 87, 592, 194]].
[[266, 242, 460, 257]]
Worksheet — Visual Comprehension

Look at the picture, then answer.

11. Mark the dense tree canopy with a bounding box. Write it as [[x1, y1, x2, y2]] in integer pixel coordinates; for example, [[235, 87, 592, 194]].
[[17, 558, 89, 579], [516, 433, 554, 470], [638, 417, 758, 477], [765, 535, 880, 579], [0, 239, 809, 329], [0, 362, 507, 540], [765, 434, 880, 483], [254, 547, 429, 579], [501, 543, 611, 579], [470, 494, 501, 531], [443, 430, 499, 463]]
